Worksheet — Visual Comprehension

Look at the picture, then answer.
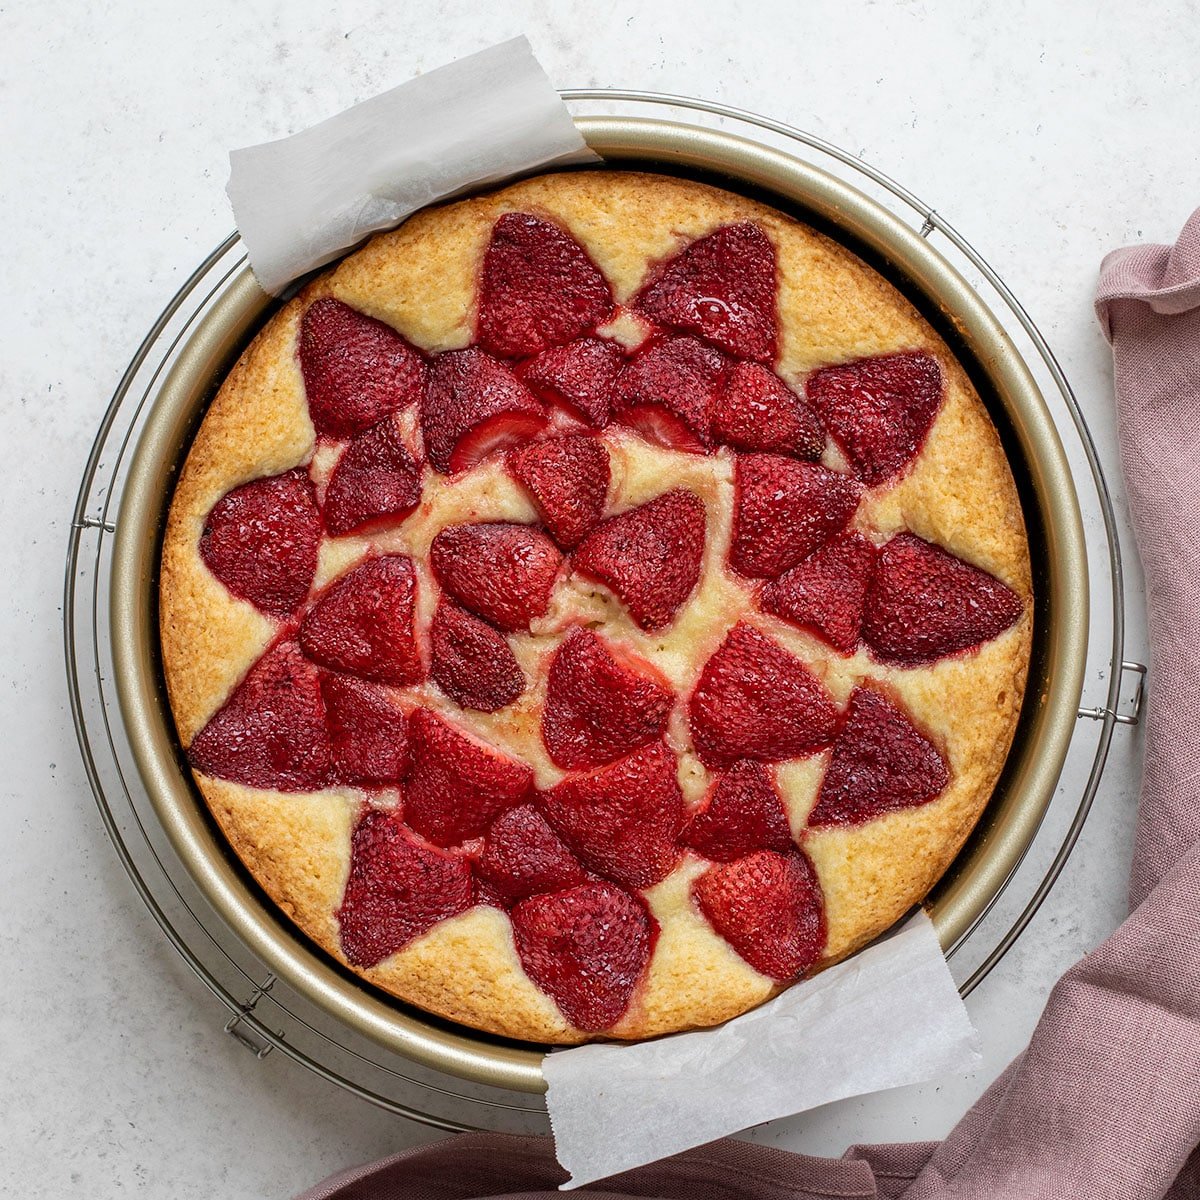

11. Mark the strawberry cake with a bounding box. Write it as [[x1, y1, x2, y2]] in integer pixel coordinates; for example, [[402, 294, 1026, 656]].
[[159, 170, 1032, 1044]]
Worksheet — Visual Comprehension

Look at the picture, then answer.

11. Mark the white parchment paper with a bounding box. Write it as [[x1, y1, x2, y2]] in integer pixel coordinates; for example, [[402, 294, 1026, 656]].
[[227, 36, 596, 294], [544, 911, 979, 1189]]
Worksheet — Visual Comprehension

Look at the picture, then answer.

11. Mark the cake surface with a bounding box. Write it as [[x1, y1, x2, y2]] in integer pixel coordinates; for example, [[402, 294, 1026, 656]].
[[159, 169, 1032, 1044]]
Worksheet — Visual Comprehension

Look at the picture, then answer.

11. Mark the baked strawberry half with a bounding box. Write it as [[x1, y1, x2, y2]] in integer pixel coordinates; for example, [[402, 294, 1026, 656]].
[[517, 336, 624, 428], [199, 468, 321, 618], [320, 673, 410, 787], [430, 522, 563, 633], [476, 804, 587, 905], [711, 361, 824, 459], [572, 488, 706, 631], [680, 760, 794, 862], [476, 212, 614, 359], [299, 298, 426, 440], [506, 435, 610, 550], [322, 416, 421, 537], [429, 599, 525, 713], [689, 622, 838, 769]]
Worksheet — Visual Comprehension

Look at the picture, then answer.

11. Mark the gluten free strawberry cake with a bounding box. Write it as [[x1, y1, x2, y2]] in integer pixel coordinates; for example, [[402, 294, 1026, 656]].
[[160, 170, 1032, 1044]]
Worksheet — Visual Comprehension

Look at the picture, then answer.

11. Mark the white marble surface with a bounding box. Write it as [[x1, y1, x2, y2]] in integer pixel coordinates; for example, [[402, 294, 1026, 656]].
[[5, 0, 1192, 1193]]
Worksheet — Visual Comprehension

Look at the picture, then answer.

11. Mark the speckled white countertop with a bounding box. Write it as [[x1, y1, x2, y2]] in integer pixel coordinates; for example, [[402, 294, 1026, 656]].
[[6, 1, 1191, 1194]]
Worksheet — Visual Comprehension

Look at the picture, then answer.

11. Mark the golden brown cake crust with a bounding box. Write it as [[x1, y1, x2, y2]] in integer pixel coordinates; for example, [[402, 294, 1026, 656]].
[[160, 169, 1032, 1045]]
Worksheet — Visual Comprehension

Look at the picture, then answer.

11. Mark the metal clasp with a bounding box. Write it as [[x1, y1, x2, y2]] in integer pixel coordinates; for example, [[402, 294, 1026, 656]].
[[72, 515, 116, 534], [223, 973, 278, 1059], [1078, 660, 1147, 727]]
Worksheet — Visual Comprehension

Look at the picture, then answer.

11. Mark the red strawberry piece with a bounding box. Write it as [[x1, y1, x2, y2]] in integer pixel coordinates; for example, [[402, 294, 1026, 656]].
[[477, 804, 586, 904], [689, 623, 838, 769], [517, 336, 624, 428], [541, 628, 674, 770], [298, 555, 424, 686], [320, 673, 410, 787], [692, 849, 825, 981], [808, 687, 950, 827], [711, 361, 824, 459], [337, 808, 474, 967], [632, 223, 778, 363], [431, 522, 563, 633], [506, 435, 610, 550], [511, 881, 654, 1031], [421, 347, 547, 474], [731, 454, 862, 580], [806, 351, 943, 486], [429, 599, 525, 712], [322, 416, 421, 537], [681, 760, 794, 862], [540, 741, 684, 889], [188, 641, 331, 790], [299, 298, 426, 440], [612, 336, 726, 453], [403, 708, 533, 846], [476, 212, 614, 359], [572, 489, 706, 631], [199, 469, 321, 618], [862, 533, 1025, 666], [761, 533, 877, 654]]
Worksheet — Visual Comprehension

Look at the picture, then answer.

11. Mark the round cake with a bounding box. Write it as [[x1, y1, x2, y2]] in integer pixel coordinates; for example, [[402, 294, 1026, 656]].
[[160, 169, 1032, 1044]]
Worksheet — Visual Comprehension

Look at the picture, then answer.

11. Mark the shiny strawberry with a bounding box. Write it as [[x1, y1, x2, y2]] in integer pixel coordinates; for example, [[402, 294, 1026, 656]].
[[421, 347, 547, 474], [761, 533, 877, 654], [322, 416, 421, 537], [320, 673, 410, 787], [430, 522, 563, 633], [188, 641, 331, 790], [476, 212, 614, 359], [692, 849, 825, 981], [299, 298, 426, 439], [632, 223, 778, 362], [541, 628, 674, 770], [680, 761, 794, 862], [517, 336, 624, 428], [807, 688, 950, 827], [541, 741, 684, 889], [689, 623, 838, 769], [711, 361, 824, 459], [511, 881, 654, 1031], [572, 489, 706, 630], [862, 533, 1024, 666], [298, 556, 424, 686], [429, 599, 525, 712], [506, 435, 610, 550], [731, 454, 862, 580], [337, 809, 474, 967], [476, 804, 586, 904], [404, 709, 533, 846], [199, 468, 321, 618], [806, 351, 943, 486]]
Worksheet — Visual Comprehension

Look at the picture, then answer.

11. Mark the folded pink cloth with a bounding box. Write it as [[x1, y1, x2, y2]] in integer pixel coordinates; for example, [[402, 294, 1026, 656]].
[[296, 208, 1200, 1200]]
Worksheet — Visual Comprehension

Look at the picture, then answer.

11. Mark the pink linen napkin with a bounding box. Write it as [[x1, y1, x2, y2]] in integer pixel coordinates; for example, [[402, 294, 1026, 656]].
[[295, 207, 1200, 1200]]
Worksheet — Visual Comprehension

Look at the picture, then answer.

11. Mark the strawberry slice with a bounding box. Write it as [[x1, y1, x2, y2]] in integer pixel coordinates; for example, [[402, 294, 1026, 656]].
[[862, 533, 1024, 666], [476, 212, 614, 359], [299, 298, 426, 440], [506, 435, 610, 550], [632, 223, 778, 363], [511, 881, 654, 1032], [680, 760, 794, 862], [517, 336, 624, 428], [808, 687, 950, 827], [806, 351, 943, 486], [429, 599, 525, 712], [322, 416, 421, 537], [692, 849, 825, 981], [404, 709, 533, 846], [477, 804, 587, 904], [540, 741, 684, 889], [421, 347, 547, 474], [731, 454, 862, 580], [337, 809, 474, 967], [320, 673, 410, 787], [611, 336, 726, 452], [188, 641, 331, 790], [298, 555, 424, 686], [199, 468, 321, 618], [541, 628, 674, 770], [761, 533, 877, 654], [572, 489, 706, 631], [711, 361, 824, 459], [689, 623, 838, 769], [430, 522, 563, 633]]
